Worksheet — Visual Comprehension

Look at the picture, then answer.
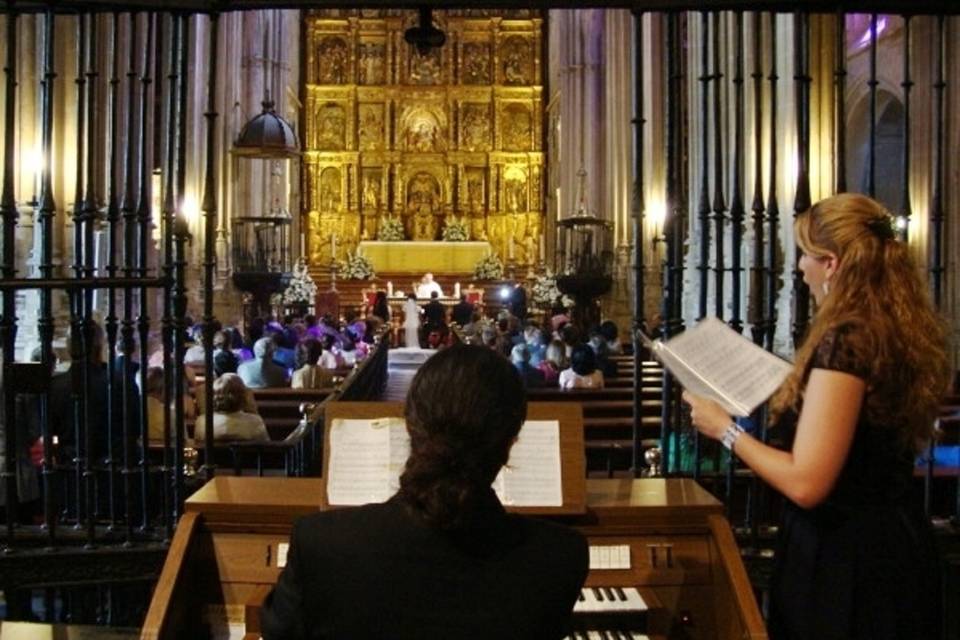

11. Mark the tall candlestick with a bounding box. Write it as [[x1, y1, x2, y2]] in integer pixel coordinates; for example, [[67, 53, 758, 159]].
[[331, 233, 337, 258], [300, 232, 306, 257], [508, 236, 515, 260], [539, 235, 545, 261]]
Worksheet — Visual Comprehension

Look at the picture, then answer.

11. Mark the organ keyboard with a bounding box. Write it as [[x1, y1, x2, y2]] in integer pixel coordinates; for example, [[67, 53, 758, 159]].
[[141, 476, 767, 639]]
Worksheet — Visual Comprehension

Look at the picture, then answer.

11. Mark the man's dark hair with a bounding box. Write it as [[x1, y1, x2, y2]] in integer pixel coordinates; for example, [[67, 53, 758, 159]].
[[430, 291, 439, 299], [399, 345, 526, 530]]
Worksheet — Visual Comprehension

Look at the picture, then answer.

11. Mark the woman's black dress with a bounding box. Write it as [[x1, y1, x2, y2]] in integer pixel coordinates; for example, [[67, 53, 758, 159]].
[[768, 326, 941, 640]]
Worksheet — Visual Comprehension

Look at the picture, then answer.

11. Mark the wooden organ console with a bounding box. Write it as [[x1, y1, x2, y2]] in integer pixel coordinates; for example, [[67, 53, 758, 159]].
[[141, 477, 765, 640], [141, 404, 766, 640]]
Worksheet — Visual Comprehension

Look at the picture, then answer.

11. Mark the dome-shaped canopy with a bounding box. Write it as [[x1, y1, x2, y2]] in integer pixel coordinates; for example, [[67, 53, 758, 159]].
[[232, 100, 300, 159]]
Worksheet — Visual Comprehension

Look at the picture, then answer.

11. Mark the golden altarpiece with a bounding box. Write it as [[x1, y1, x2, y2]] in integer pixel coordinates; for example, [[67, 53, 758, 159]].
[[303, 10, 545, 273]]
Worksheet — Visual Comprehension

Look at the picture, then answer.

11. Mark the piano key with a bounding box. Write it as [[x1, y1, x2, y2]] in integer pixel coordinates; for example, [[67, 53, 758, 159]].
[[574, 587, 647, 613]]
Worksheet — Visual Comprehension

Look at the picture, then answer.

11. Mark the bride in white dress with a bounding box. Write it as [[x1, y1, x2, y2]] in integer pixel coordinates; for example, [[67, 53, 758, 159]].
[[402, 293, 421, 348]]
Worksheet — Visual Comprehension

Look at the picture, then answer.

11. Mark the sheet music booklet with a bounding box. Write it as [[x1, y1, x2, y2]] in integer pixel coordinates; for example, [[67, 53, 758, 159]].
[[326, 417, 563, 507], [639, 317, 792, 417]]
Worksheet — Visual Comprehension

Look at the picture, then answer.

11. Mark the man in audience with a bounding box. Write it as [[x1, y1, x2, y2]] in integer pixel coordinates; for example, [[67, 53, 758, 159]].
[[451, 293, 474, 327], [510, 343, 546, 388], [423, 291, 446, 334], [507, 281, 528, 321], [238, 337, 288, 389]]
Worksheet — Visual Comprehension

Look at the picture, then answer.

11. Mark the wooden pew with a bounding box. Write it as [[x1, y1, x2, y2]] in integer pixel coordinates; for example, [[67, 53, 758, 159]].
[[526, 387, 663, 475], [250, 387, 334, 440], [141, 476, 767, 640]]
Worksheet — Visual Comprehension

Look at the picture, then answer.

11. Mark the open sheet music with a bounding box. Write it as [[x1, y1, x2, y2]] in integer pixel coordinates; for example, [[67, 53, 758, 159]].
[[327, 418, 563, 507], [640, 317, 792, 417]]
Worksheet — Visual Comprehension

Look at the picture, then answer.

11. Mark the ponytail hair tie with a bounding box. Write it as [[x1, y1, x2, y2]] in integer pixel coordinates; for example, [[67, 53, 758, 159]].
[[866, 215, 895, 240]]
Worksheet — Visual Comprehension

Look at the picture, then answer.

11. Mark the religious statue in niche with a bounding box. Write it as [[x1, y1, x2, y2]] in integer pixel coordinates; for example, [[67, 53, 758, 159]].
[[502, 105, 531, 151], [318, 37, 349, 84], [507, 213, 529, 261], [358, 104, 384, 151], [405, 172, 442, 241], [501, 36, 530, 85], [409, 50, 442, 85], [486, 214, 505, 257], [320, 167, 342, 212], [460, 104, 490, 151], [525, 211, 542, 260], [362, 173, 381, 210], [358, 42, 385, 85], [465, 171, 488, 240], [462, 43, 490, 84], [360, 171, 382, 240], [309, 211, 325, 262], [317, 103, 346, 151], [503, 168, 527, 214]]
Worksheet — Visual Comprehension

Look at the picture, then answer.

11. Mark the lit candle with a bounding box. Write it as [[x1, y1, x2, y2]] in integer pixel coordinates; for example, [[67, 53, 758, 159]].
[[539, 235, 545, 261], [454, 282, 461, 298], [331, 233, 337, 257], [387, 281, 394, 296], [300, 232, 306, 257]]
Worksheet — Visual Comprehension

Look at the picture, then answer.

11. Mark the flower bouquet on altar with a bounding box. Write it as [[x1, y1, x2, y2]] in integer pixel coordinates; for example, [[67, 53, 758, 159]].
[[441, 216, 469, 242], [531, 270, 573, 309], [341, 250, 376, 280], [377, 215, 406, 241], [273, 257, 318, 308], [473, 252, 504, 281]]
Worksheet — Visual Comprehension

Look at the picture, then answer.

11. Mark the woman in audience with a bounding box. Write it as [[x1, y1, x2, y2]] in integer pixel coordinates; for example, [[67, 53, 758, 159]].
[[538, 339, 566, 388], [337, 338, 358, 368], [317, 335, 340, 370], [194, 373, 269, 443], [143, 366, 192, 442], [212, 330, 240, 377], [599, 320, 623, 355], [683, 194, 948, 639], [291, 339, 333, 390], [371, 290, 390, 324], [261, 344, 588, 639], [558, 344, 604, 390]]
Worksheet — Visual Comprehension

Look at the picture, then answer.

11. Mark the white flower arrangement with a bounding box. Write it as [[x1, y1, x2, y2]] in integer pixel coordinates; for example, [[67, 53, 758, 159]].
[[441, 216, 469, 242], [531, 270, 574, 309], [377, 215, 406, 241], [341, 250, 376, 280], [280, 258, 318, 305], [473, 252, 504, 280]]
